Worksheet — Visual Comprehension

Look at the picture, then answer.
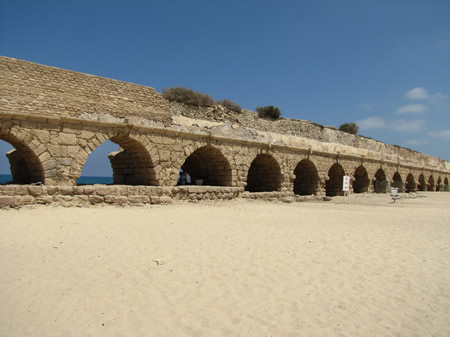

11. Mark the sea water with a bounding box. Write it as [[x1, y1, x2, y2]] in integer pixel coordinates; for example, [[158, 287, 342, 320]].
[[0, 174, 113, 185]]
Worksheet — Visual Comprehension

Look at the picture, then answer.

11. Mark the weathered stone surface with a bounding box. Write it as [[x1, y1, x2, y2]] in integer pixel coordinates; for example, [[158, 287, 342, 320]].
[[0, 56, 448, 204], [0, 185, 15, 196], [0, 196, 15, 207], [150, 196, 172, 205], [88, 195, 104, 204], [36, 196, 53, 204], [47, 186, 60, 195], [128, 196, 144, 205], [59, 186, 74, 195], [14, 185, 29, 195], [28, 186, 44, 196]]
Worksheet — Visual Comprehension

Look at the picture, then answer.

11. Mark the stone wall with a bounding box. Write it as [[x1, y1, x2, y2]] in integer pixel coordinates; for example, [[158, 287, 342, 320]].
[[170, 102, 447, 170], [1, 56, 449, 207], [0, 185, 243, 208], [0, 56, 171, 125]]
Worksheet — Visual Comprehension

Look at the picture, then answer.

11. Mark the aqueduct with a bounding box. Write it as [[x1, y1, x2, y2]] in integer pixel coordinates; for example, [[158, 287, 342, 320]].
[[0, 56, 449, 206]]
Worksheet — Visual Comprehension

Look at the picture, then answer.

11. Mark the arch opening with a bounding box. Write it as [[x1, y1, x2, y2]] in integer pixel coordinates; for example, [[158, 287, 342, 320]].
[[78, 137, 157, 185], [405, 173, 416, 193], [293, 159, 319, 195], [391, 172, 403, 191], [417, 174, 426, 191], [436, 177, 442, 191], [246, 154, 281, 192], [326, 163, 345, 197], [181, 146, 232, 186], [427, 176, 435, 192], [353, 165, 369, 193], [0, 135, 45, 184], [444, 177, 449, 191], [373, 168, 388, 193]]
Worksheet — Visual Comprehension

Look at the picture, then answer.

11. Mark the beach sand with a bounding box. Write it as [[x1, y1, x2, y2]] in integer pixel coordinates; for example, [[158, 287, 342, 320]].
[[1, 192, 449, 337]]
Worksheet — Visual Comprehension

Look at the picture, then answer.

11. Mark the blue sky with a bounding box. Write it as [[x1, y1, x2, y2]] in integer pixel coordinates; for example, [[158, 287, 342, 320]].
[[1, 0, 449, 176]]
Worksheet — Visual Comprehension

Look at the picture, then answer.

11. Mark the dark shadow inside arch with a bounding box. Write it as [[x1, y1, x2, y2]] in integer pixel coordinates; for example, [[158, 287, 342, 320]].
[[391, 172, 403, 191], [293, 159, 319, 195], [246, 154, 281, 192], [444, 177, 449, 191], [405, 173, 416, 193], [417, 174, 426, 191], [436, 177, 442, 191], [353, 165, 369, 193], [427, 176, 435, 192], [373, 168, 388, 193], [325, 163, 345, 197], [180, 145, 231, 186], [0, 135, 45, 184], [78, 137, 157, 185]]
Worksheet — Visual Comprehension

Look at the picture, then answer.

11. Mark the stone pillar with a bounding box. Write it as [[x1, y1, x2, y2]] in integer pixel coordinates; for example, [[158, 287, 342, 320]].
[[6, 149, 30, 184]]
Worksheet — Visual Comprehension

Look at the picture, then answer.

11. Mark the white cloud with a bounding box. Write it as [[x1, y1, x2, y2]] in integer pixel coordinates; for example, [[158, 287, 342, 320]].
[[404, 139, 429, 145], [395, 104, 427, 114], [405, 87, 429, 100], [429, 129, 450, 140], [392, 119, 426, 132], [357, 116, 385, 129], [360, 103, 371, 110]]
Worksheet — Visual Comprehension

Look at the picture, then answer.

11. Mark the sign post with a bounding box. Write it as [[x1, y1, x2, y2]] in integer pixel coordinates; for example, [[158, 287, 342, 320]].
[[342, 175, 351, 203]]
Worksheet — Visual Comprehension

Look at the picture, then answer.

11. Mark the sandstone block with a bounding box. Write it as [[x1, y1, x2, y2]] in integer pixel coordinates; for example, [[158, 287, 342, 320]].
[[159, 150, 170, 162], [0, 185, 15, 196], [36, 196, 53, 204], [88, 195, 104, 204], [14, 185, 29, 195], [42, 160, 56, 170], [128, 196, 143, 205], [94, 186, 110, 196], [55, 133, 78, 145], [103, 195, 116, 203], [53, 195, 73, 203], [19, 195, 36, 205], [83, 186, 96, 195], [150, 196, 172, 205], [47, 186, 59, 195], [0, 196, 15, 208], [28, 186, 44, 196], [73, 195, 89, 205], [115, 196, 128, 206], [59, 186, 74, 195]]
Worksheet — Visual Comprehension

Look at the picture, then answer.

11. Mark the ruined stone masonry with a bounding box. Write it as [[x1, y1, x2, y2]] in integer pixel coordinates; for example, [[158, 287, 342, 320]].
[[0, 56, 449, 207]]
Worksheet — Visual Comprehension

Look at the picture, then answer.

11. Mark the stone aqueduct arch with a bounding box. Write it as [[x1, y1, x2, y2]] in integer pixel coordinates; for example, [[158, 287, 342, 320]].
[[373, 168, 388, 193], [1, 56, 448, 196], [293, 159, 319, 195], [325, 163, 346, 196], [181, 145, 232, 186], [405, 173, 416, 193], [246, 153, 282, 192], [353, 165, 370, 193], [417, 174, 426, 191], [2, 118, 449, 195], [0, 130, 45, 184], [392, 172, 403, 192]]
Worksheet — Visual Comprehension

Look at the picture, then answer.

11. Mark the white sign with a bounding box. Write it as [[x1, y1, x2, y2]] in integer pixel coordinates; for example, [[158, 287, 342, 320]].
[[343, 176, 351, 191]]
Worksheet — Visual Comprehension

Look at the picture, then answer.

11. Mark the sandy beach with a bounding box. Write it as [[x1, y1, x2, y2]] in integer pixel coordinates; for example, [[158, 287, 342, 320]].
[[1, 192, 449, 337]]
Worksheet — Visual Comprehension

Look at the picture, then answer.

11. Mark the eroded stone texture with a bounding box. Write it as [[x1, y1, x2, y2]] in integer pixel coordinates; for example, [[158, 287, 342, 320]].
[[1, 56, 449, 205]]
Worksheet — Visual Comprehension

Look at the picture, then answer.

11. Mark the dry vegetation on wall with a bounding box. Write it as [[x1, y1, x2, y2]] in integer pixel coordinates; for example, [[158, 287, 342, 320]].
[[339, 122, 359, 135], [216, 99, 242, 113], [162, 87, 215, 107], [163, 87, 243, 114], [256, 106, 282, 120], [163, 86, 284, 122]]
